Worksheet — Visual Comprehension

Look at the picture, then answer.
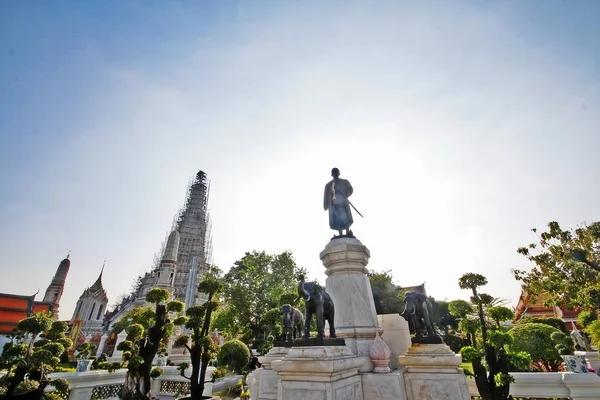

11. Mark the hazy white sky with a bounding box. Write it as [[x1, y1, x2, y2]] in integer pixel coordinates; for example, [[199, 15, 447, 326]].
[[1, 1, 599, 318]]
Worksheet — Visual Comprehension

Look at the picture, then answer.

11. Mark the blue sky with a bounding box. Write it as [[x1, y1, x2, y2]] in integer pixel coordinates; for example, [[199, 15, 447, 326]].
[[1, 1, 599, 318]]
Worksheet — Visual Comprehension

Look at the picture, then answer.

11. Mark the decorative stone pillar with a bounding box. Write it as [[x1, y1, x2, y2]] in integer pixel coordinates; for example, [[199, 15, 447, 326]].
[[320, 237, 379, 371], [272, 345, 364, 400], [96, 334, 108, 357], [370, 332, 391, 373], [248, 346, 290, 400], [399, 344, 470, 400]]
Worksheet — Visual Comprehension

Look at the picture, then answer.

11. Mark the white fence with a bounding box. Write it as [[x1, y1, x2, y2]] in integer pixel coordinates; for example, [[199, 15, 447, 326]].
[[465, 372, 600, 399], [48, 366, 215, 400]]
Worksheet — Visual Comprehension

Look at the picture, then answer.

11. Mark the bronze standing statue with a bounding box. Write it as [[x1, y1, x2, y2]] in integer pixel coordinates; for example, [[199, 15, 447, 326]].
[[324, 167, 355, 238]]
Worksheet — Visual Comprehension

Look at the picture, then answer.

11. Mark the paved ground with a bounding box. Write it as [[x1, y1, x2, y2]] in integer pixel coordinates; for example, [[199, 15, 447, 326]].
[[212, 374, 243, 393]]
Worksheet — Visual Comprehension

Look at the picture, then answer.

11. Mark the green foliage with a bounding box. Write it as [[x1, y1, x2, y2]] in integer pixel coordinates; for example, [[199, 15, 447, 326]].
[[167, 300, 185, 313], [125, 324, 145, 341], [150, 367, 164, 379], [517, 316, 568, 333], [17, 313, 53, 336], [509, 323, 563, 371], [173, 316, 188, 326], [488, 306, 514, 328], [220, 250, 306, 348], [146, 288, 170, 304], [448, 300, 474, 319], [577, 310, 598, 328], [458, 273, 488, 291], [279, 293, 299, 307], [368, 270, 404, 314], [550, 331, 575, 356], [458, 272, 526, 400], [460, 346, 483, 364], [15, 380, 40, 395], [173, 335, 190, 348], [584, 319, 600, 349], [217, 340, 251, 374], [514, 221, 600, 309], [111, 306, 156, 333], [48, 378, 70, 394]]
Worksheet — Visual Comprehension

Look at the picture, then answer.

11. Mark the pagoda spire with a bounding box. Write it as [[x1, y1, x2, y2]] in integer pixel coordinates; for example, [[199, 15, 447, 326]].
[[42, 253, 71, 319]]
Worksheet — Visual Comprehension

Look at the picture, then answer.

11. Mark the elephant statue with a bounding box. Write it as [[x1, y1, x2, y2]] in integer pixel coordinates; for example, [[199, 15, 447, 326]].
[[280, 304, 304, 343], [298, 277, 336, 339], [401, 290, 441, 343]]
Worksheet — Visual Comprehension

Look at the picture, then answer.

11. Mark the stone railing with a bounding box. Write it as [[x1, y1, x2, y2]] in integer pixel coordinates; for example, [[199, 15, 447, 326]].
[[48, 366, 215, 400], [465, 372, 600, 399]]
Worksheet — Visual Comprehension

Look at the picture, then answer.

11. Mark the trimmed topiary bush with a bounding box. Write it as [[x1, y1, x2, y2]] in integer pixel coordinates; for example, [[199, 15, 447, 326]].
[[217, 340, 251, 374], [509, 323, 563, 371]]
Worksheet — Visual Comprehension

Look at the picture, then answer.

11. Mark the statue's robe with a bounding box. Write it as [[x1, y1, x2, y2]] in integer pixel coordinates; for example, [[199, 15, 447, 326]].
[[323, 178, 354, 231]]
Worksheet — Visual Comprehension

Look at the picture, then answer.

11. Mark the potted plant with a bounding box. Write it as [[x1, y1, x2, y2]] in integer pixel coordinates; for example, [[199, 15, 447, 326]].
[[551, 331, 588, 373], [155, 344, 168, 367], [75, 342, 97, 372]]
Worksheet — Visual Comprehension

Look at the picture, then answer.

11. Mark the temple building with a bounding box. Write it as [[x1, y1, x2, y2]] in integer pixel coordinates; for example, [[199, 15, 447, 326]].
[[0, 254, 69, 353], [71, 264, 109, 337], [513, 288, 580, 329]]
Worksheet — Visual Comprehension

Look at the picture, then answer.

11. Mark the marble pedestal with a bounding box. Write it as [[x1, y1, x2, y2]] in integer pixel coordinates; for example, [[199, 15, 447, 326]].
[[321, 238, 380, 372], [399, 344, 470, 400], [272, 346, 364, 400], [248, 347, 290, 400]]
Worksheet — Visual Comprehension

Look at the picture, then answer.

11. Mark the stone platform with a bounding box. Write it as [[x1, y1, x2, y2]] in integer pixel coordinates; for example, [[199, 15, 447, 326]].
[[399, 343, 471, 400], [272, 345, 364, 400]]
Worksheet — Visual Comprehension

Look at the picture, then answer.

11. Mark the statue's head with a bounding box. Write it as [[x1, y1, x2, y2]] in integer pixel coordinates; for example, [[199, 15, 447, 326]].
[[331, 167, 340, 178], [280, 304, 292, 314]]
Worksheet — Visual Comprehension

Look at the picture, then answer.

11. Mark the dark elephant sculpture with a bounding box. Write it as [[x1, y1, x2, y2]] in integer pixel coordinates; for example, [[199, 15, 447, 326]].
[[280, 304, 304, 342], [401, 290, 442, 343], [298, 278, 336, 338]]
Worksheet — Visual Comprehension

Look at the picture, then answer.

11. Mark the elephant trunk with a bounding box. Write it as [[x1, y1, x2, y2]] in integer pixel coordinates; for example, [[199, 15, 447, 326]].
[[298, 281, 310, 301]]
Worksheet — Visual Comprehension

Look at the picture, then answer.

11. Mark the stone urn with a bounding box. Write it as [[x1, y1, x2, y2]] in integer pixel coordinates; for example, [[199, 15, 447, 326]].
[[76, 359, 93, 372], [562, 354, 589, 373], [369, 331, 391, 373]]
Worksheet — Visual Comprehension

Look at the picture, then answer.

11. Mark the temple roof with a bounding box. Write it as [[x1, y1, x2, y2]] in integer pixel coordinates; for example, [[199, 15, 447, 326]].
[[80, 263, 108, 302]]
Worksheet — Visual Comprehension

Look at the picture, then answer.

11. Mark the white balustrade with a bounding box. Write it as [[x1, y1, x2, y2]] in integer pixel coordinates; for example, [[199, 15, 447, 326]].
[[46, 365, 215, 400], [465, 372, 600, 399]]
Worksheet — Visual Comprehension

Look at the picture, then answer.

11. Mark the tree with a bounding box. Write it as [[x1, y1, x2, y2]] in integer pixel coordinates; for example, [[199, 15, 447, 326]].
[[217, 340, 251, 375], [368, 270, 404, 315], [517, 316, 568, 334], [175, 270, 223, 400], [457, 273, 527, 400], [487, 307, 513, 329], [113, 288, 185, 400], [509, 323, 564, 371], [220, 251, 306, 350], [0, 314, 71, 400], [514, 221, 600, 309]]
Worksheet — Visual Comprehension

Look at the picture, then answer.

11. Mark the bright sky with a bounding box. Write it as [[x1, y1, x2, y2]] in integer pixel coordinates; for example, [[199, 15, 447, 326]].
[[1, 1, 599, 319]]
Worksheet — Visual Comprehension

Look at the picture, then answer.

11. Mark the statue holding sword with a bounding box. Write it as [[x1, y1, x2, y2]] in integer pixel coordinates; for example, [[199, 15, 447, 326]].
[[323, 167, 363, 238]]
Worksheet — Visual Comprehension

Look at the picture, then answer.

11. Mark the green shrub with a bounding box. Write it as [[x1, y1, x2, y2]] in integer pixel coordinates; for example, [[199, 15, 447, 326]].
[[517, 316, 567, 333], [509, 323, 563, 371], [217, 340, 251, 374], [578, 311, 598, 328], [585, 319, 600, 349]]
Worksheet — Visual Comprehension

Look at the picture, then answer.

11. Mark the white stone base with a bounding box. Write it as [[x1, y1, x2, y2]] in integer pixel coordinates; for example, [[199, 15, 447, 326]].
[[377, 314, 412, 370], [399, 344, 470, 400], [249, 347, 291, 400], [272, 346, 364, 400], [361, 370, 408, 400]]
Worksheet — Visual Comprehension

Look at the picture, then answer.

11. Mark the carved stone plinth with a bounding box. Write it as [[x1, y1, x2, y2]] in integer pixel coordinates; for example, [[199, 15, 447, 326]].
[[272, 346, 364, 400], [248, 347, 290, 400], [399, 344, 470, 400], [321, 237, 380, 371]]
